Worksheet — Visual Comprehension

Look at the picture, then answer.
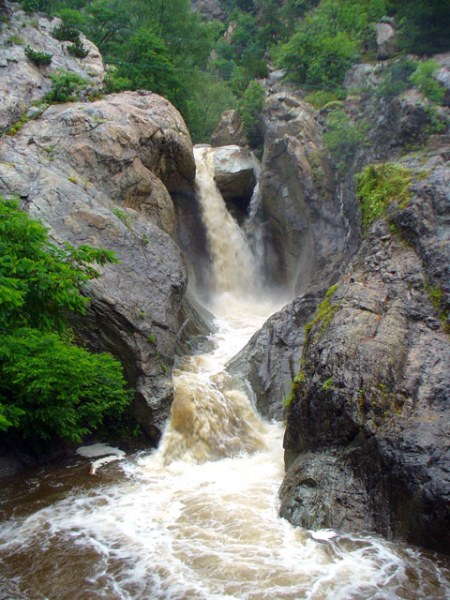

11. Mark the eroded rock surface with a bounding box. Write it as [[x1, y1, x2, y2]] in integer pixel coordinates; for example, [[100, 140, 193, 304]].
[[281, 146, 450, 553], [0, 90, 197, 443]]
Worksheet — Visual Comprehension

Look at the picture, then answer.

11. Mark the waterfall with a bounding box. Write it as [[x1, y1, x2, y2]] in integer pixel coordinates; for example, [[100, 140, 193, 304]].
[[0, 147, 449, 600], [193, 146, 258, 299]]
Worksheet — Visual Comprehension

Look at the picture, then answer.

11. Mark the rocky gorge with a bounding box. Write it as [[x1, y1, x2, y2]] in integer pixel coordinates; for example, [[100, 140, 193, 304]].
[[0, 0, 449, 560]]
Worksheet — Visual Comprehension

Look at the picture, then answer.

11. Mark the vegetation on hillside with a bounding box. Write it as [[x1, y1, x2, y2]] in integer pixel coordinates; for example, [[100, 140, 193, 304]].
[[15, 0, 449, 144], [0, 198, 130, 449]]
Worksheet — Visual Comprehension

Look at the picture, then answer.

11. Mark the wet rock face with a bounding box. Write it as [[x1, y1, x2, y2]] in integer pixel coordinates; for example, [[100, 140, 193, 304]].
[[227, 291, 323, 421], [212, 145, 257, 202], [0, 90, 197, 444], [260, 93, 348, 295], [0, 1, 105, 132], [281, 145, 450, 552]]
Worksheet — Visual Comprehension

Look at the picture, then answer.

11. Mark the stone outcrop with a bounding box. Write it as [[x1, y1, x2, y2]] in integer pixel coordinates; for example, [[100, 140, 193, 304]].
[[191, 0, 224, 21], [259, 92, 348, 296], [0, 90, 197, 443], [375, 21, 397, 60], [212, 144, 257, 201], [0, 1, 105, 132], [227, 291, 324, 421], [211, 110, 248, 147], [280, 145, 450, 554]]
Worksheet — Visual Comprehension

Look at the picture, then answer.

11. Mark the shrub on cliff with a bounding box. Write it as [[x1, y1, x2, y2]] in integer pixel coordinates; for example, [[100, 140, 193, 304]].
[[0, 198, 129, 448], [44, 69, 87, 103]]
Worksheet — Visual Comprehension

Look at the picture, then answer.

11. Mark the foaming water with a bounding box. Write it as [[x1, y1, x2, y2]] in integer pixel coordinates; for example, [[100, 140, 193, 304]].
[[1, 150, 449, 599], [1, 298, 449, 600]]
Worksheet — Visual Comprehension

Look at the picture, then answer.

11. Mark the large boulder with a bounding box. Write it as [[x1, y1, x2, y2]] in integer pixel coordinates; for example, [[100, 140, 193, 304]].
[[0, 1, 105, 132], [0, 90, 197, 443], [281, 145, 450, 554], [212, 145, 257, 201]]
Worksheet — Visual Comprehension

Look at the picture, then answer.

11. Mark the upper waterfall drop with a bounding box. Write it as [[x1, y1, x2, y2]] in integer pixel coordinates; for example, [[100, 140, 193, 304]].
[[193, 145, 259, 300]]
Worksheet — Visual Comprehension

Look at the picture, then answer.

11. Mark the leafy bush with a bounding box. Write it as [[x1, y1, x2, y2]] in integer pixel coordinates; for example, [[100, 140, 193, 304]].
[[376, 57, 417, 99], [356, 162, 413, 230], [25, 45, 52, 66], [67, 37, 88, 58], [44, 69, 87, 103], [410, 60, 445, 104], [238, 80, 265, 147], [0, 328, 129, 443], [0, 198, 129, 447], [52, 22, 80, 42], [304, 88, 346, 109]]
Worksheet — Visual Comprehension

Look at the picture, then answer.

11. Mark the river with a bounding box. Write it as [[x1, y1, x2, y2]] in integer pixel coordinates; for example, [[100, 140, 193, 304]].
[[0, 146, 449, 599]]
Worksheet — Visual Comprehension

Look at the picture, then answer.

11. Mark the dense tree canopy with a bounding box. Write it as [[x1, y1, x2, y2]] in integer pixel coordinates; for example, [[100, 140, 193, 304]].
[[0, 198, 129, 447], [18, 0, 450, 141]]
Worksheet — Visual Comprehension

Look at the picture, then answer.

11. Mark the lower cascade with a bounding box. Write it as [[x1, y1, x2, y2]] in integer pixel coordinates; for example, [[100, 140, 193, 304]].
[[0, 147, 449, 599]]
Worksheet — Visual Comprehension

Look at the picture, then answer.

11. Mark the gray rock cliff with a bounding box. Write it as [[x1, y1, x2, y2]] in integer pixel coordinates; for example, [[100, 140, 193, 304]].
[[281, 145, 450, 553], [0, 86, 197, 443]]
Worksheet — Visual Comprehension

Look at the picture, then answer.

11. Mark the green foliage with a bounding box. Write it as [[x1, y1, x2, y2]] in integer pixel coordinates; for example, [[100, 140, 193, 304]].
[[184, 72, 237, 144], [275, 0, 386, 88], [7, 34, 25, 45], [0, 198, 128, 447], [304, 88, 346, 108], [356, 162, 413, 230], [67, 37, 88, 59], [376, 57, 417, 99], [410, 60, 445, 104], [20, 0, 58, 13], [44, 69, 87, 103], [6, 113, 29, 137], [112, 207, 132, 228], [24, 45, 52, 66], [238, 80, 265, 147], [304, 284, 340, 338], [323, 110, 369, 173], [386, 0, 450, 55], [52, 22, 80, 42], [0, 198, 117, 332], [321, 377, 334, 391], [283, 370, 306, 409], [0, 328, 129, 444]]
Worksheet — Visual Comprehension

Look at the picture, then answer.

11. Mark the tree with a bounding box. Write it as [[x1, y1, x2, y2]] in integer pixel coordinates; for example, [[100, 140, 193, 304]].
[[0, 198, 129, 447], [239, 80, 265, 147]]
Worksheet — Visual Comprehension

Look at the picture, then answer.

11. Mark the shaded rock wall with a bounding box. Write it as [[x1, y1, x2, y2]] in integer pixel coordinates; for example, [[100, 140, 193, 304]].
[[259, 92, 347, 296]]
